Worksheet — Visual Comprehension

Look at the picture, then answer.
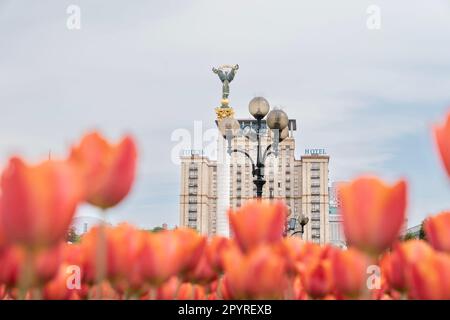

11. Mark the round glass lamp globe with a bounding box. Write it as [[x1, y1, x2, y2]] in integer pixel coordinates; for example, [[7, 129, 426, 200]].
[[248, 97, 270, 119], [267, 109, 289, 130]]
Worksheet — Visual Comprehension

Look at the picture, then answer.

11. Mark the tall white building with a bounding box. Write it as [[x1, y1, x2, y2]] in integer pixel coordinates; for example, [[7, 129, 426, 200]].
[[179, 118, 331, 244], [328, 181, 347, 248]]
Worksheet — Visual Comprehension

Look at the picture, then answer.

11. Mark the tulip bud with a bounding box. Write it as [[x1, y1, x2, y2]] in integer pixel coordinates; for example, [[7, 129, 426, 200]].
[[0, 157, 83, 248], [339, 177, 407, 254], [228, 200, 287, 252], [434, 111, 450, 177], [424, 212, 450, 253], [69, 132, 137, 209]]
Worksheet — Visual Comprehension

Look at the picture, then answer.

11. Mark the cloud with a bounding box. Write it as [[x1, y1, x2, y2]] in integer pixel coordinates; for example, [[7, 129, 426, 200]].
[[0, 0, 449, 228]]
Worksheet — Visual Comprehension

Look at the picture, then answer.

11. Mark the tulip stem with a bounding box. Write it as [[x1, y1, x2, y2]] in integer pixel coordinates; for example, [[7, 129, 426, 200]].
[[173, 278, 181, 300], [18, 249, 36, 300], [96, 214, 108, 298]]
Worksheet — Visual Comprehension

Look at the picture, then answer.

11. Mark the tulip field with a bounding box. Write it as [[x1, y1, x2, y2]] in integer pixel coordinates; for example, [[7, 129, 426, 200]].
[[0, 112, 450, 300]]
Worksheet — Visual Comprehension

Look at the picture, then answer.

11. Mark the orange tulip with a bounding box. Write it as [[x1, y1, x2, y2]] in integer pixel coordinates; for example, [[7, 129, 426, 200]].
[[69, 132, 137, 209], [222, 245, 288, 299], [331, 248, 371, 299], [0, 157, 83, 248], [89, 281, 120, 300], [0, 202, 5, 252], [155, 276, 179, 300], [134, 229, 204, 287], [292, 275, 308, 300], [81, 224, 143, 288], [43, 263, 85, 300], [228, 200, 287, 252], [173, 228, 207, 275], [300, 256, 333, 299], [176, 282, 206, 300], [273, 237, 304, 275], [434, 111, 450, 177], [339, 177, 407, 254], [380, 249, 406, 292], [424, 212, 450, 253], [0, 244, 61, 288], [381, 240, 434, 292], [184, 253, 217, 285], [0, 284, 6, 300], [0, 245, 22, 287], [408, 251, 450, 300], [205, 236, 233, 273]]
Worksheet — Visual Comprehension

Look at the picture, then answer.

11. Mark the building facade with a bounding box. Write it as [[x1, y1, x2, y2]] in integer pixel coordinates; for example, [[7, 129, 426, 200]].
[[179, 118, 331, 244], [328, 181, 347, 248]]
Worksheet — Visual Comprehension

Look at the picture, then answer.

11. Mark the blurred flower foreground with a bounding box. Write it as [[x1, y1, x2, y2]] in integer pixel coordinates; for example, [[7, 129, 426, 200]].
[[1, 111, 450, 300]]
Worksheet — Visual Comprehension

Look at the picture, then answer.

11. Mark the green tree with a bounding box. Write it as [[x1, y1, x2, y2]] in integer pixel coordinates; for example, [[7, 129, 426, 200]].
[[66, 226, 80, 243], [403, 232, 416, 241], [419, 220, 427, 241]]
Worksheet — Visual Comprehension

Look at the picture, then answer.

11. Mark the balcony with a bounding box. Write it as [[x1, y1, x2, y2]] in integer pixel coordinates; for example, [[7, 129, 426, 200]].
[[311, 213, 320, 221]]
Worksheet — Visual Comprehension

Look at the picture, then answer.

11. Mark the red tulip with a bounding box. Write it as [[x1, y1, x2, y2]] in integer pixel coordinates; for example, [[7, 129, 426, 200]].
[[222, 245, 288, 299], [69, 132, 137, 209], [434, 111, 450, 177], [408, 251, 450, 300], [331, 248, 371, 298], [228, 200, 287, 252], [339, 177, 407, 254], [0, 157, 83, 248], [424, 212, 450, 253]]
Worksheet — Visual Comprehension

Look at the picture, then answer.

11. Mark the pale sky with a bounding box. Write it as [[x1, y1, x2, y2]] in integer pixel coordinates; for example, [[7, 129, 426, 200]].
[[0, 0, 449, 229]]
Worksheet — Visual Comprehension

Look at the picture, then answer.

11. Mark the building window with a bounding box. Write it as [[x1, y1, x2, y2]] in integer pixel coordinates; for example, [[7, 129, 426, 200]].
[[311, 162, 320, 170], [311, 172, 320, 179]]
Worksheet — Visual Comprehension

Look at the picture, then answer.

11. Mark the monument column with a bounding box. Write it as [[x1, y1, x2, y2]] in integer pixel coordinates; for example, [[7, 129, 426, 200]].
[[213, 64, 239, 237]]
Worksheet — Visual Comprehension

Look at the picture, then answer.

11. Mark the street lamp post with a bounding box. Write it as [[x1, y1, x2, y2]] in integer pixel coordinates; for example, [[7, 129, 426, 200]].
[[219, 97, 289, 199], [287, 215, 310, 238]]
